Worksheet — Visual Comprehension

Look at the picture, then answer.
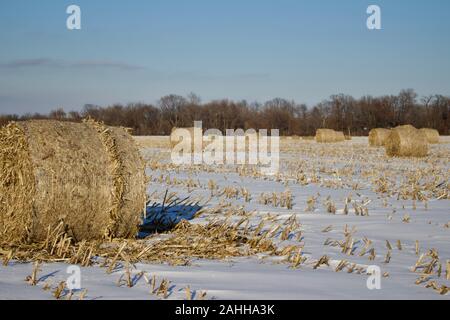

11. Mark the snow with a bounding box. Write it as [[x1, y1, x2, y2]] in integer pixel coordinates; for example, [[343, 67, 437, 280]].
[[1, 137, 449, 300]]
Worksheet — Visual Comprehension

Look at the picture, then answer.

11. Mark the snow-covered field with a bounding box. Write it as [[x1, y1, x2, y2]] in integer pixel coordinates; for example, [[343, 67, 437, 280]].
[[1, 137, 449, 300]]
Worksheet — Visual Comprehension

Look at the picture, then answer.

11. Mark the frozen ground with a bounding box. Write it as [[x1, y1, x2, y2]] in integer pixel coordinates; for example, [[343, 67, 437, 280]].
[[1, 137, 449, 300]]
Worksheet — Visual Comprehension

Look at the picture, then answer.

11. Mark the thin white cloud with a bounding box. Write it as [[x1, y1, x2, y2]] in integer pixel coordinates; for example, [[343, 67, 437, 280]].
[[0, 58, 145, 71]]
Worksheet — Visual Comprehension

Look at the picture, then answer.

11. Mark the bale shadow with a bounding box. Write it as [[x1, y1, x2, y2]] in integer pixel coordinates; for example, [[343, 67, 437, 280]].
[[138, 194, 202, 238]]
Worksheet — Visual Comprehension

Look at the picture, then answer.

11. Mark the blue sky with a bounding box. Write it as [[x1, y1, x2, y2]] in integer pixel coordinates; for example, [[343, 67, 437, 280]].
[[1, 0, 450, 114]]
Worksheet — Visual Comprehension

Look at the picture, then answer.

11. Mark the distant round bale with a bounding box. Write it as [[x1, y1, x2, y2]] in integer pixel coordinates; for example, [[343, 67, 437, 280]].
[[316, 129, 336, 143], [385, 125, 428, 158], [369, 128, 391, 147], [419, 128, 440, 144], [334, 131, 345, 142], [316, 129, 345, 143], [0, 120, 146, 244]]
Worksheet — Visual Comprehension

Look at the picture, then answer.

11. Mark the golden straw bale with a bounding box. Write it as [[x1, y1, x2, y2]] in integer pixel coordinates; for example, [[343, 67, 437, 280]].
[[369, 128, 391, 147], [316, 129, 336, 143], [316, 129, 344, 143], [133, 136, 171, 149], [385, 125, 428, 157], [419, 128, 440, 144], [123, 127, 134, 135], [87, 120, 147, 239], [334, 131, 345, 142], [0, 120, 146, 244]]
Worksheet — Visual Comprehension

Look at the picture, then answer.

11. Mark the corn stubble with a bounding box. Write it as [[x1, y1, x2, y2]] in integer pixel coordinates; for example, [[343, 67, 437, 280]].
[[0, 209, 277, 267], [2, 131, 449, 298]]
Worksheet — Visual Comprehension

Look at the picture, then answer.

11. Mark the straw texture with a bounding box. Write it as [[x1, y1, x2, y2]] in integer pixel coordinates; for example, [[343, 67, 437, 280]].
[[316, 129, 345, 143], [369, 128, 391, 147], [419, 128, 440, 144], [385, 125, 429, 157], [0, 120, 146, 244]]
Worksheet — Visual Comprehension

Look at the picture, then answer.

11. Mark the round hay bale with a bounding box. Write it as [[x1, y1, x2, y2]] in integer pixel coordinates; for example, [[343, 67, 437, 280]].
[[334, 131, 345, 142], [369, 128, 391, 147], [316, 129, 345, 143], [0, 120, 146, 244], [419, 128, 440, 144], [316, 129, 336, 143], [385, 125, 428, 158]]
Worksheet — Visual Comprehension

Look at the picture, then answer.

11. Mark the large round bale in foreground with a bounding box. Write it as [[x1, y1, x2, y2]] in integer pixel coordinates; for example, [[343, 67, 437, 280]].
[[419, 128, 440, 144], [385, 125, 428, 158], [0, 120, 146, 244], [369, 128, 391, 147]]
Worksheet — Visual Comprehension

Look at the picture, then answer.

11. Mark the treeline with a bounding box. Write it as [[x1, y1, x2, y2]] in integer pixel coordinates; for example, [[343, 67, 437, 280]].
[[1, 90, 449, 136]]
